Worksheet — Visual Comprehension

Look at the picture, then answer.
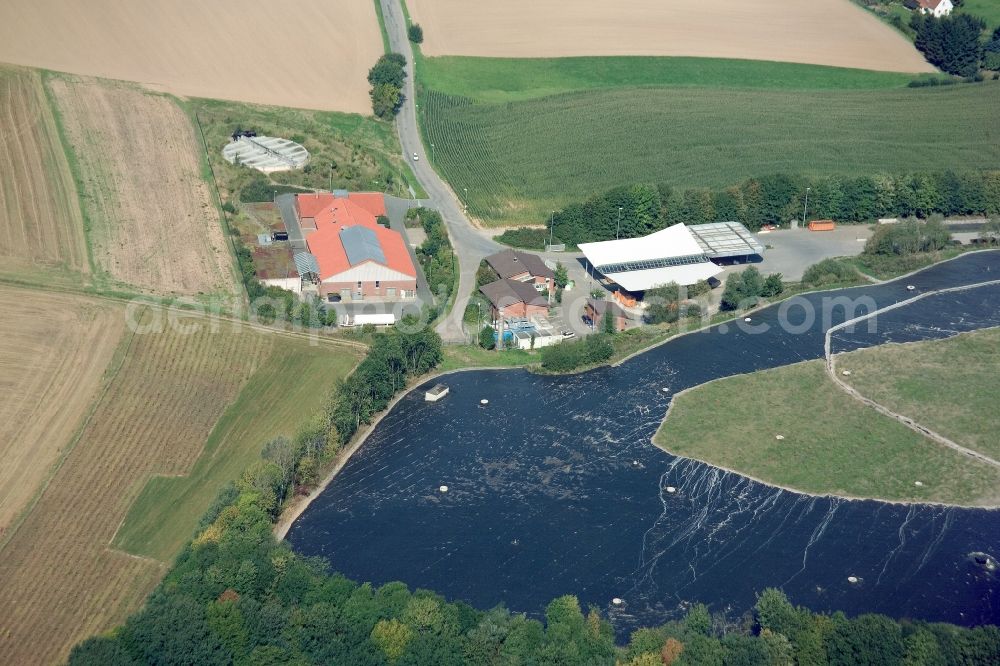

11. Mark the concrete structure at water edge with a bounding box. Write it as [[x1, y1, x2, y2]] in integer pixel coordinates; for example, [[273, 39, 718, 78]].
[[579, 222, 763, 294], [294, 192, 417, 302]]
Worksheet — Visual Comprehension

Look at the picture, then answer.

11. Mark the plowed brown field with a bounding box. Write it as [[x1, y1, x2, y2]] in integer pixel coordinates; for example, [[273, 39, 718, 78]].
[[408, 0, 935, 73], [0, 287, 123, 537], [49, 76, 238, 296], [0, 67, 87, 283], [0, 311, 270, 665], [0, 0, 381, 114]]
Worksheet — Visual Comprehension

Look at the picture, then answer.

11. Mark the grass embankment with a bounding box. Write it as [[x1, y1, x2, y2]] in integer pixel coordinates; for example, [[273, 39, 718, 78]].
[[843, 247, 971, 280], [416, 53, 1000, 226], [656, 360, 1000, 506], [115, 339, 362, 562], [189, 97, 425, 202], [839, 328, 1000, 461]]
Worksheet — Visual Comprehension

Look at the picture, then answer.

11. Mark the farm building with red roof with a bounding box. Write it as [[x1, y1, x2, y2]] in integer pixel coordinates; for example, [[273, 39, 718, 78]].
[[294, 193, 417, 302]]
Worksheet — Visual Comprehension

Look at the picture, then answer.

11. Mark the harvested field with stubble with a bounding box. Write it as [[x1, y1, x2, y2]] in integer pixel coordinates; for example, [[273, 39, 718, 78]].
[[0, 312, 270, 665], [408, 0, 934, 72], [49, 75, 237, 297], [0, 0, 382, 114], [0, 287, 124, 537], [0, 66, 88, 283]]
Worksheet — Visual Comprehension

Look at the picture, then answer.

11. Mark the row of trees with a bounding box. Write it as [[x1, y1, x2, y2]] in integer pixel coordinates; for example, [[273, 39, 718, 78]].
[[499, 171, 1000, 249], [368, 53, 407, 119], [411, 207, 456, 304], [911, 13, 988, 77]]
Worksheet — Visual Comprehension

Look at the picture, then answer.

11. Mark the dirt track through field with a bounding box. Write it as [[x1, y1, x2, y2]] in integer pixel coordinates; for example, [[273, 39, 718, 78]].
[[0, 287, 124, 537], [0, 67, 88, 281], [0, 0, 382, 114], [409, 0, 935, 73], [49, 76, 238, 296], [0, 313, 270, 665]]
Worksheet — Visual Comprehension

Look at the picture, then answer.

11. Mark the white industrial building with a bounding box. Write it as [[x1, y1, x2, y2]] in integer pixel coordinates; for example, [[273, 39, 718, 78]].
[[578, 222, 764, 292]]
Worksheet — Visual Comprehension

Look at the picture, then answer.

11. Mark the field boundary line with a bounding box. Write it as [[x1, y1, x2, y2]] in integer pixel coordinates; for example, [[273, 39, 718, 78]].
[[825, 278, 1000, 469]]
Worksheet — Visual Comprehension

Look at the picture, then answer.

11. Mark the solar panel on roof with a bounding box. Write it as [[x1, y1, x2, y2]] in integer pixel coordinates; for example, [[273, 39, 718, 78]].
[[340, 226, 387, 266]]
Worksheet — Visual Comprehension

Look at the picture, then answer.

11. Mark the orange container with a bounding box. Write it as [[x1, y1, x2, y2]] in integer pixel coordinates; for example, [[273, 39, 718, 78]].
[[808, 220, 836, 231]]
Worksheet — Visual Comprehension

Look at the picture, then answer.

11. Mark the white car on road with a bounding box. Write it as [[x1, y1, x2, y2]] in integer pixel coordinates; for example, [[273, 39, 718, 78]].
[[412, 152, 419, 161]]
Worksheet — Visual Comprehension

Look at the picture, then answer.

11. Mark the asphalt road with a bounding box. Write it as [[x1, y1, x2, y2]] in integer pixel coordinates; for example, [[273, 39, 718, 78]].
[[380, 0, 501, 342]]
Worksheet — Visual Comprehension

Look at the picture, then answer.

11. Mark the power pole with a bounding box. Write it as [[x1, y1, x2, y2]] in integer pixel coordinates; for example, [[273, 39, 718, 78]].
[[616, 206, 623, 240], [802, 187, 810, 227]]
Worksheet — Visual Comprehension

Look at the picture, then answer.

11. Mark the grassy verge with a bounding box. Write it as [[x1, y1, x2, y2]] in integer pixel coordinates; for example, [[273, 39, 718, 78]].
[[372, 0, 390, 53], [418, 82, 1000, 225], [656, 360, 1000, 506], [113, 340, 362, 562], [440, 345, 539, 372], [419, 55, 915, 104], [839, 327, 1000, 461], [843, 246, 971, 280]]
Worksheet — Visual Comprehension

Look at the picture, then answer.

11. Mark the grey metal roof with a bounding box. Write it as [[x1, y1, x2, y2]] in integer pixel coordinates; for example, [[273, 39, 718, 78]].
[[687, 222, 765, 258], [485, 249, 555, 280], [341, 226, 387, 266], [479, 279, 549, 309], [293, 252, 320, 277]]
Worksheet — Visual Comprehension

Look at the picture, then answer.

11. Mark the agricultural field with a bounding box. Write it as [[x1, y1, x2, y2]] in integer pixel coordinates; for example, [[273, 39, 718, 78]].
[[0, 308, 360, 664], [408, 0, 933, 72], [419, 80, 1000, 225], [0, 66, 88, 285], [656, 360, 1000, 506], [0, 310, 270, 664], [48, 75, 238, 297], [193, 97, 423, 205], [839, 327, 1000, 460], [0, 0, 382, 114], [115, 338, 362, 562], [0, 287, 123, 538]]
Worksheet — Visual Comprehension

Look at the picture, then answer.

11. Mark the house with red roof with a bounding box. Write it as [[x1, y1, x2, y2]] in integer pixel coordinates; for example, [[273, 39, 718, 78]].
[[905, 0, 952, 17], [294, 193, 417, 302]]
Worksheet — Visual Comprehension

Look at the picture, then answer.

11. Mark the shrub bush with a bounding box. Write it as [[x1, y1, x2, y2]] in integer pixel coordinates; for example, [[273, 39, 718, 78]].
[[496, 227, 549, 250], [801, 258, 861, 287]]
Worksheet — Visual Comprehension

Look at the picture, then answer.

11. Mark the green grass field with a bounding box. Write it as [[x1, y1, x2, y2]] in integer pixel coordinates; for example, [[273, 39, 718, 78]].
[[419, 79, 1000, 225], [417, 55, 916, 104], [655, 360, 1000, 506], [961, 0, 1000, 30], [839, 327, 1000, 460], [114, 339, 361, 562]]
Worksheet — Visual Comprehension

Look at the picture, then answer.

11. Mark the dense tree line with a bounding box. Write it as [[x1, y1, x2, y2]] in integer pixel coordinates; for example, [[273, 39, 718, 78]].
[[368, 53, 407, 119], [643, 281, 710, 324], [412, 207, 456, 303], [496, 171, 1000, 250], [911, 13, 986, 77]]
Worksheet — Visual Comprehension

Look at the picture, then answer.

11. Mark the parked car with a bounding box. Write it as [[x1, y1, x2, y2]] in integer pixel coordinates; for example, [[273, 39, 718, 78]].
[[562, 331, 576, 339]]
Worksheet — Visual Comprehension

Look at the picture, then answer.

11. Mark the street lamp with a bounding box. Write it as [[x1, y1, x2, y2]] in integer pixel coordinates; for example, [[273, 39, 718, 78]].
[[802, 187, 811, 227], [329, 163, 335, 193], [616, 206, 623, 240], [548, 210, 555, 248]]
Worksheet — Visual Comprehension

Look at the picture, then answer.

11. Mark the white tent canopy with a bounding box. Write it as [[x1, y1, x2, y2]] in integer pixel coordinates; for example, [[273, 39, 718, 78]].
[[579, 224, 724, 290]]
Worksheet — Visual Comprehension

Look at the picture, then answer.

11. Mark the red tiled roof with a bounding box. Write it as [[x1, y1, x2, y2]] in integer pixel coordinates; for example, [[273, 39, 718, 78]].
[[348, 192, 386, 217], [298, 194, 414, 280]]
